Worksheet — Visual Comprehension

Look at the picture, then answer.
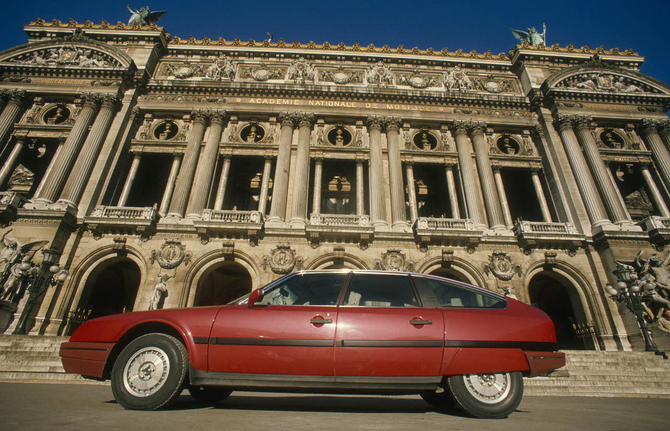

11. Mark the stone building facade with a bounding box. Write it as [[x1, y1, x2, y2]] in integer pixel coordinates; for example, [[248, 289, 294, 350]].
[[0, 18, 669, 351]]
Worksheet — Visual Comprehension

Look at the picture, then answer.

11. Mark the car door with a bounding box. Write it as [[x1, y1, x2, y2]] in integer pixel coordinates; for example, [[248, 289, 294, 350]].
[[208, 272, 346, 377], [334, 273, 444, 378]]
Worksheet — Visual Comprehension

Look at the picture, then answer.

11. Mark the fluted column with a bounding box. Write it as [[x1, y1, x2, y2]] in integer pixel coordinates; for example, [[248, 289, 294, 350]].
[[311, 157, 323, 218], [289, 113, 315, 227], [258, 156, 273, 215], [59, 95, 118, 207], [268, 113, 297, 224], [470, 124, 505, 230], [34, 95, 100, 204], [385, 117, 409, 231], [213, 155, 232, 211], [492, 165, 513, 227], [452, 122, 485, 228], [356, 157, 365, 216], [573, 117, 631, 225], [531, 168, 553, 222], [640, 163, 670, 217], [0, 90, 26, 150], [367, 117, 388, 229], [0, 136, 27, 187], [167, 111, 209, 218], [659, 120, 670, 148], [445, 163, 460, 219], [405, 162, 418, 222], [554, 115, 610, 227], [187, 111, 227, 218], [117, 152, 142, 207], [159, 154, 182, 216], [639, 119, 670, 193]]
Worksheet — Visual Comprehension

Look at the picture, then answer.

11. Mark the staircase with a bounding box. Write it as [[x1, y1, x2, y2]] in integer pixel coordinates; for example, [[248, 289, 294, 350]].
[[1, 336, 669, 397], [525, 350, 670, 398]]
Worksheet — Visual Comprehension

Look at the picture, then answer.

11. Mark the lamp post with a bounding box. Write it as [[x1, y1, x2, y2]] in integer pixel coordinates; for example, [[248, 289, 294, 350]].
[[605, 262, 658, 352], [13, 247, 68, 335]]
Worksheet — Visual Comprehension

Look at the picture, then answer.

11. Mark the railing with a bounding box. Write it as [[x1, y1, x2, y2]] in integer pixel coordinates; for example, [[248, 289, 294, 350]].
[[415, 217, 476, 230], [89, 205, 157, 219], [572, 322, 598, 350], [513, 220, 578, 235], [309, 213, 371, 226], [64, 307, 91, 336], [202, 210, 263, 223]]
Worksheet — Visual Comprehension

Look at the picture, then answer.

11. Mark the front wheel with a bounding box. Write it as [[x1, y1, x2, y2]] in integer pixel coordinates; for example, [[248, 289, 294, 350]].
[[111, 333, 188, 410], [446, 371, 523, 419]]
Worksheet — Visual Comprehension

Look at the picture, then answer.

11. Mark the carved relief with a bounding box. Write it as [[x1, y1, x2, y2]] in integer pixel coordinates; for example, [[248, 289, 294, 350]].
[[326, 125, 353, 146], [397, 70, 438, 89], [412, 129, 438, 150], [286, 57, 315, 84], [242, 63, 284, 81], [597, 128, 628, 149], [240, 122, 265, 143], [205, 54, 236, 80], [482, 251, 522, 281], [557, 73, 654, 93], [444, 66, 472, 92], [150, 239, 192, 270], [262, 244, 303, 274], [153, 121, 179, 140], [366, 61, 394, 85], [320, 66, 362, 84], [472, 76, 514, 93], [165, 62, 204, 79], [374, 249, 415, 272], [8, 46, 120, 68]]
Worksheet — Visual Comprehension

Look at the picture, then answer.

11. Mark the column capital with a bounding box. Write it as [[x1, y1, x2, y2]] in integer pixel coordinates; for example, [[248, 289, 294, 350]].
[[572, 115, 594, 131], [638, 118, 666, 134], [190, 109, 211, 124], [382, 116, 402, 132], [532, 125, 546, 139], [210, 110, 228, 125], [296, 112, 315, 128], [467, 121, 486, 136], [100, 94, 120, 111], [451, 120, 470, 136], [2, 89, 27, 105], [278, 112, 298, 128], [366, 115, 383, 131], [553, 114, 576, 131]]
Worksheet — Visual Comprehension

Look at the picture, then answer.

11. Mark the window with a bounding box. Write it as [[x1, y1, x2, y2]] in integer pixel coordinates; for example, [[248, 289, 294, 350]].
[[343, 274, 419, 307], [258, 273, 346, 306], [414, 277, 506, 309]]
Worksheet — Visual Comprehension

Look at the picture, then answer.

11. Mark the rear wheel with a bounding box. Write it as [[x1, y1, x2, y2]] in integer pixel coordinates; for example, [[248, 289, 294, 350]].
[[111, 333, 188, 410], [446, 371, 523, 419], [188, 386, 232, 404]]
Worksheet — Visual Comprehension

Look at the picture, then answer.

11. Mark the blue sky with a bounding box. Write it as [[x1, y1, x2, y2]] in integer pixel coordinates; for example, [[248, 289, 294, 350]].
[[1, 1, 669, 86]]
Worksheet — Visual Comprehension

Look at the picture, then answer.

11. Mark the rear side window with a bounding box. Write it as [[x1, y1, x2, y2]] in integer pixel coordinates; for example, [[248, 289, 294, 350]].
[[343, 274, 419, 307], [415, 277, 506, 309], [259, 273, 347, 306]]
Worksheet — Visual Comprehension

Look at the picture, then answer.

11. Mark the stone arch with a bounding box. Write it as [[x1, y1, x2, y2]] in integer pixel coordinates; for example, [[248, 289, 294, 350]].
[[417, 257, 490, 289], [193, 261, 253, 306], [544, 64, 670, 95], [306, 252, 369, 270], [182, 249, 261, 307]]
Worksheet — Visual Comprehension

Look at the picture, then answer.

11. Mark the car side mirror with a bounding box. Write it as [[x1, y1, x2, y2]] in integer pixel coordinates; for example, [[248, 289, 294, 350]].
[[248, 289, 265, 308]]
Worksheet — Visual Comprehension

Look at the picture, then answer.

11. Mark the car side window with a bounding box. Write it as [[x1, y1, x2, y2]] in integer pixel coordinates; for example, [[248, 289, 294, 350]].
[[258, 273, 346, 306], [416, 277, 506, 309], [343, 274, 419, 307]]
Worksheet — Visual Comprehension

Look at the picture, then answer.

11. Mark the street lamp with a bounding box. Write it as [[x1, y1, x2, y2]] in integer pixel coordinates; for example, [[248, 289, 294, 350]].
[[605, 262, 658, 352], [13, 247, 68, 335]]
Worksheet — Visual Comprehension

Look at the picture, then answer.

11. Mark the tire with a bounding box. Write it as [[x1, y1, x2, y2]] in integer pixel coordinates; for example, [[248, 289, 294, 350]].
[[420, 388, 457, 409], [188, 386, 233, 404], [111, 333, 188, 410], [446, 371, 523, 419]]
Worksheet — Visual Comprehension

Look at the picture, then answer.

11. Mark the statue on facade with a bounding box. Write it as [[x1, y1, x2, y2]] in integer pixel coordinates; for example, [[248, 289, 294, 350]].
[[148, 274, 171, 310], [511, 23, 547, 46], [126, 5, 167, 27]]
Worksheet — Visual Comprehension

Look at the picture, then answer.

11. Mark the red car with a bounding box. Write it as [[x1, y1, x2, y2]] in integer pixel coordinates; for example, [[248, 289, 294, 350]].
[[60, 270, 565, 418]]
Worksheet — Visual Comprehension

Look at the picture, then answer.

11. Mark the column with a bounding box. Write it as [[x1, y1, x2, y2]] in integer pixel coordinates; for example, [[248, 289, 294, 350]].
[[366, 116, 387, 229], [445, 163, 460, 219], [58, 95, 118, 207], [356, 157, 365, 216], [405, 162, 418, 222], [492, 165, 513, 227], [531, 168, 553, 222], [311, 157, 323, 218], [573, 117, 631, 225], [659, 120, 670, 148], [0, 136, 27, 187], [452, 122, 485, 228], [385, 117, 409, 231], [289, 113, 315, 227], [34, 95, 99, 204], [258, 156, 273, 215], [268, 113, 296, 224], [167, 110, 208, 218], [213, 156, 232, 211], [117, 152, 142, 207], [640, 163, 670, 217], [470, 124, 505, 230], [639, 119, 670, 193], [159, 154, 182, 216], [554, 115, 610, 227], [0, 90, 26, 150], [187, 111, 226, 218]]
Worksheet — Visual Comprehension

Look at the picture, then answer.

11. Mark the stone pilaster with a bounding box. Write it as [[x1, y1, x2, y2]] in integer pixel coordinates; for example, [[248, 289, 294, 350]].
[[289, 113, 315, 228]]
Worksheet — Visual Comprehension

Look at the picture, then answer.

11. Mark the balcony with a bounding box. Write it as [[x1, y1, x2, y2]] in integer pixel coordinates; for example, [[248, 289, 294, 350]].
[[306, 213, 374, 248], [414, 217, 484, 249], [85, 205, 158, 239], [513, 220, 585, 253], [193, 210, 264, 244]]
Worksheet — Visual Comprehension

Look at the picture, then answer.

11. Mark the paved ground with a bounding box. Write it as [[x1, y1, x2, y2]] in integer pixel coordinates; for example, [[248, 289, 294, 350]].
[[1, 382, 668, 431]]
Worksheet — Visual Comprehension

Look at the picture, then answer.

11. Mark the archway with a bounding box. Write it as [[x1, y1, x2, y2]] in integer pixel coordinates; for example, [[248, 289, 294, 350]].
[[529, 271, 590, 350], [194, 261, 252, 306], [78, 257, 141, 319], [429, 267, 470, 283]]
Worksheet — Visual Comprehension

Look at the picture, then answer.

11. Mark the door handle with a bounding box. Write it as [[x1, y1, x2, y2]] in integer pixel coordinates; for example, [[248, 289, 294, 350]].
[[310, 318, 333, 325], [410, 319, 432, 326]]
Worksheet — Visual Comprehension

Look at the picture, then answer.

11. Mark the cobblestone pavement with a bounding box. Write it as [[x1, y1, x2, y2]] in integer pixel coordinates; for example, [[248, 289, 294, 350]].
[[1, 382, 668, 431]]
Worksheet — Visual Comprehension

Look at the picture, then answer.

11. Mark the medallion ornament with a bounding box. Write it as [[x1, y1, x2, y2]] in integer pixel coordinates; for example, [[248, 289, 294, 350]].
[[262, 244, 303, 274], [150, 240, 192, 270], [482, 251, 522, 281]]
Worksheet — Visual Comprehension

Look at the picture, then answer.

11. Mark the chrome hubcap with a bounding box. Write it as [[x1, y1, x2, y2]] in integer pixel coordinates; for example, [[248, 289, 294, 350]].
[[123, 347, 170, 397], [462, 372, 511, 404]]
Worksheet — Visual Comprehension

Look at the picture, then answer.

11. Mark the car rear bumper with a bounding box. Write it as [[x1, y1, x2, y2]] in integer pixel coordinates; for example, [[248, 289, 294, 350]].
[[524, 351, 566, 377], [59, 341, 116, 379]]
